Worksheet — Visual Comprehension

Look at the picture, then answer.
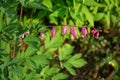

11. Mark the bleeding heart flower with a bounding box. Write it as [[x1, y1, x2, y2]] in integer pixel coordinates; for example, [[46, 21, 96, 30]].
[[96, 32, 99, 39], [24, 30, 30, 36], [18, 34, 24, 41], [62, 25, 67, 36], [91, 29, 98, 36], [91, 28, 100, 39], [40, 33, 44, 40], [81, 26, 87, 38], [51, 26, 56, 37], [70, 26, 77, 39]]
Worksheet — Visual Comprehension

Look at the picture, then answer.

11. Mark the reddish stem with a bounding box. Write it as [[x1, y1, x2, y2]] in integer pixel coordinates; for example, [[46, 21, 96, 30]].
[[19, 6, 23, 23]]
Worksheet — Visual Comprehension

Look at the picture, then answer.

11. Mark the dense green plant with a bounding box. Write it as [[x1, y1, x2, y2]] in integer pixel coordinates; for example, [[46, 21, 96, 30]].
[[0, 0, 120, 80]]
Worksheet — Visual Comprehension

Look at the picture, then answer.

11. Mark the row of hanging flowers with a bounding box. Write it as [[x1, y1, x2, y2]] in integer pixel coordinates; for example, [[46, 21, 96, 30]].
[[18, 25, 100, 41]]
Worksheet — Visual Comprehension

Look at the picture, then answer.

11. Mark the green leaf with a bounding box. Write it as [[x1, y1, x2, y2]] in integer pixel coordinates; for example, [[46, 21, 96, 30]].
[[94, 13, 104, 21], [45, 32, 50, 47], [59, 44, 74, 60], [9, 58, 24, 66], [24, 35, 40, 44], [31, 55, 49, 67], [73, 0, 81, 15], [24, 35, 40, 48], [0, 15, 3, 32], [84, 0, 98, 6], [92, 6, 99, 14], [66, 0, 73, 6], [109, 60, 118, 71], [42, 0, 53, 11], [53, 0, 66, 7], [19, 0, 26, 6], [37, 10, 47, 19], [49, 8, 67, 17], [40, 65, 50, 76], [52, 73, 68, 80], [23, 59, 37, 70], [75, 18, 84, 27], [46, 67, 59, 76], [25, 0, 43, 9], [17, 46, 37, 59], [4, 23, 18, 37], [0, 40, 10, 54], [69, 54, 82, 60], [45, 35, 62, 48], [44, 49, 54, 59], [104, 11, 110, 28], [69, 20, 74, 25], [69, 59, 87, 68], [68, 54, 87, 68], [63, 62, 76, 75], [9, 66, 26, 80], [49, 17, 58, 24], [24, 46, 37, 58], [49, 8, 67, 24], [25, 72, 35, 80], [104, 0, 110, 5], [82, 5, 94, 26], [70, 11, 75, 19]]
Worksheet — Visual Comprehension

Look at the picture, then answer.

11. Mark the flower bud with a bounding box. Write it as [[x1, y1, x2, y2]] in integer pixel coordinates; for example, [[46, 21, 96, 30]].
[[91, 29, 98, 36], [24, 30, 30, 36], [62, 25, 67, 36], [40, 33, 44, 40], [91, 28, 100, 39], [18, 34, 24, 41], [51, 26, 56, 37], [70, 26, 77, 39], [96, 32, 99, 39], [81, 26, 87, 38]]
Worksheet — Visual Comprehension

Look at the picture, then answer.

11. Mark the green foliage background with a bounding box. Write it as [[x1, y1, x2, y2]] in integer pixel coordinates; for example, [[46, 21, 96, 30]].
[[0, 0, 120, 80]]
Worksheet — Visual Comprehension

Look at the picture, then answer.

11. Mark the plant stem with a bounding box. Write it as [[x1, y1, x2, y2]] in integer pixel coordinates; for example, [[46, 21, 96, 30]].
[[19, 6, 23, 24]]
